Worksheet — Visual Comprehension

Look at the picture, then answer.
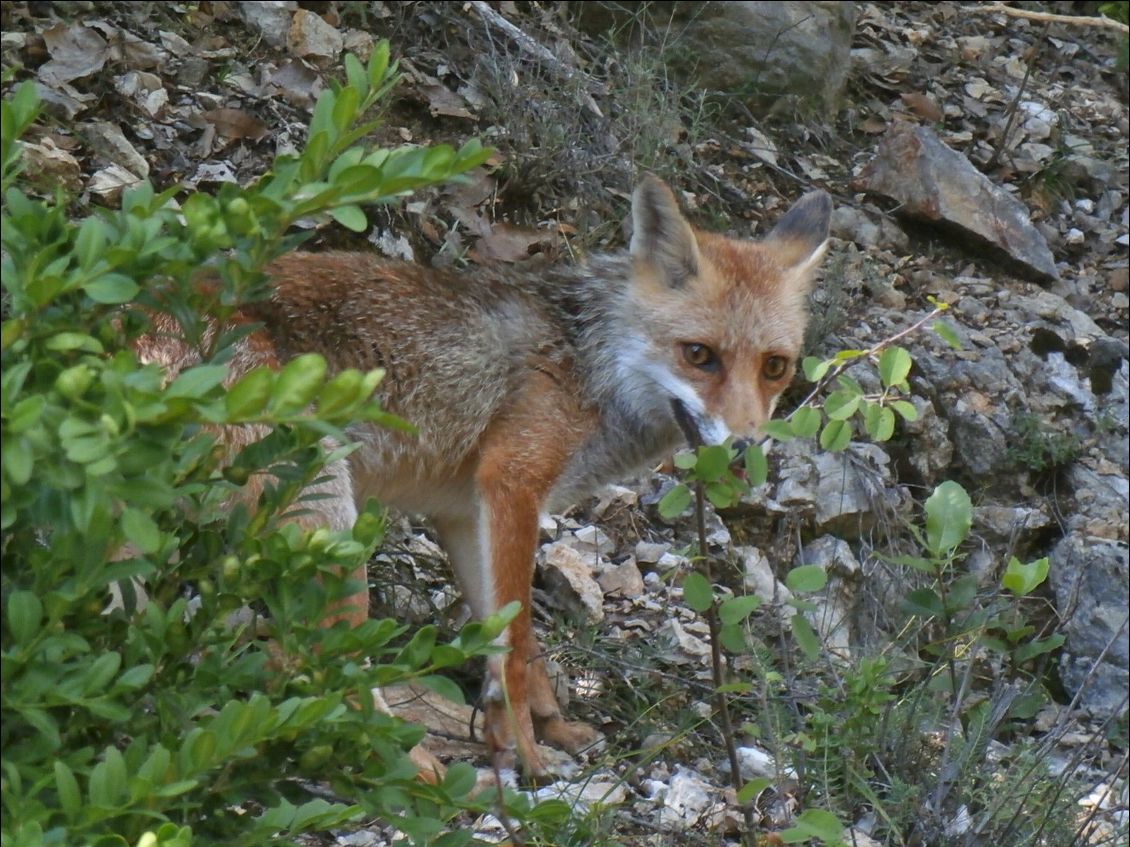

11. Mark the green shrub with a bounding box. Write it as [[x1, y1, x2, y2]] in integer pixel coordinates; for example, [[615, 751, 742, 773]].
[[0, 45, 512, 847]]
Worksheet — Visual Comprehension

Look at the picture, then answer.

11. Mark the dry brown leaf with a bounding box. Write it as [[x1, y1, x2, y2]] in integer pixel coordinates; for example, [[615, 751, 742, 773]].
[[860, 115, 888, 134], [270, 60, 321, 107], [38, 24, 109, 87], [419, 83, 476, 120], [201, 108, 270, 142], [900, 92, 944, 123], [471, 224, 558, 264]]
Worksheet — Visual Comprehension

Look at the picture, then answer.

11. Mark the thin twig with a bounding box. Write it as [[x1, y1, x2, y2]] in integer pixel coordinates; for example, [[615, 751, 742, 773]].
[[694, 482, 759, 846], [986, 25, 1048, 173], [972, 2, 1130, 35], [792, 304, 948, 414], [467, 0, 605, 116]]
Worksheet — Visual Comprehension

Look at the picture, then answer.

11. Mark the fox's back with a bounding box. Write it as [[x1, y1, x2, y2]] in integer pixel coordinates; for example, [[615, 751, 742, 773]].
[[250, 253, 575, 467]]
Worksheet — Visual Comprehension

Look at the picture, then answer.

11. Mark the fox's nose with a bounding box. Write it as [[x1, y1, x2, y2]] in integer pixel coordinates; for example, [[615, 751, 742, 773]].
[[732, 437, 752, 454]]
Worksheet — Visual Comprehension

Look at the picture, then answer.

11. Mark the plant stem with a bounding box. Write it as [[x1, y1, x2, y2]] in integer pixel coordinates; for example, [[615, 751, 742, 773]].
[[695, 482, 759, 846]]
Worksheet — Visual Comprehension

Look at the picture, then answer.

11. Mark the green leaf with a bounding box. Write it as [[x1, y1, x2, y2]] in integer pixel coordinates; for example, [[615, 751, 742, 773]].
[[871, 405, 896, 441], [693, 444, 732, 483], [819, 419, 852, 452], [328, 204, 368, 232], [442, 761, 477, 797], [743, 442, 768, 486], [903, 588, 945, 618], [781, 808, 845, 843], [54, 761, 82, 819], [878, 346, 912, 388], [824, 389, 860, 421], [166, 365, 229, 400], [761, 419, 794, 441], [417, 674, 465, 705], [890, 399, 919, 422], [924, 480, 972, 556], [719, 594, 760, 625], [658, 483, 691, 519], [790, 405, 821, 438], [1002, 556, 1050, 597], [84, 273, 140, 304], [934, 318, 962, 350], [7, 590, 42, 644], [790, 613, 821, 661], [1013, 633, 1065, 663], [786, 565, 827, 593], [122, 507, 161, 554], [225, 367, 274, 419], [682, 571, 714, 613], [802, 356, 831, 382], [271, 353, 327, 414], [736, 777, 772, 804]]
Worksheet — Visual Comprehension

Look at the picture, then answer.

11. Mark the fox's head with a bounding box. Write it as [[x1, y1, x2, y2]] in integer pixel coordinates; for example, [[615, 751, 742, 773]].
[[625, 174, 832, 448]]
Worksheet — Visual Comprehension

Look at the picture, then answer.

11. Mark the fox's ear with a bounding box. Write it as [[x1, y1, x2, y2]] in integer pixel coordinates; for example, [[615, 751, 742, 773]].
[[631, 174, 700, 288], [765, 190, 833, 276]]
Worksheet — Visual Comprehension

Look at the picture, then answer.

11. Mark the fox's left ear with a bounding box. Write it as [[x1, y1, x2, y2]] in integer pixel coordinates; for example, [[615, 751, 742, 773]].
[[765, 190, 833, 277], [631, 174, 701, 288]]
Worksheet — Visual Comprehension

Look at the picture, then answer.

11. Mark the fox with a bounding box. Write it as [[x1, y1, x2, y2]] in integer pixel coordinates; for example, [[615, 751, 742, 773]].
[[135, 175, 832, 780]]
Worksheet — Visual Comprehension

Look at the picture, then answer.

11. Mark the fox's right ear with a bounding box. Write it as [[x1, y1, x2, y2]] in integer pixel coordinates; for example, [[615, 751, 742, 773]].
[[631, 174, 700, 288], [765, 190, 833, 277]]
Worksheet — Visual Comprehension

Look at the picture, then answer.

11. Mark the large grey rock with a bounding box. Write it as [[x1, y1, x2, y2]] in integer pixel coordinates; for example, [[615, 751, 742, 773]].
[[573, 2, 855, 118], [771, 441, 909, 537], [1049, 534, 1129, 718], [860, 124, 1059, 282]]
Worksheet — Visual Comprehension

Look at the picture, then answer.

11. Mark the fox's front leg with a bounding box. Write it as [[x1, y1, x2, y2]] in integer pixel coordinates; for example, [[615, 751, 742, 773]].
[[475, 459, 547, 776], [469, 371, 593, 777]]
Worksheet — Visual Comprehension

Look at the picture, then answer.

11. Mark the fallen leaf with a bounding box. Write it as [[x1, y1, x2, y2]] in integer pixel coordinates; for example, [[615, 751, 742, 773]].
[[38, 24, 109, 87], [471, 224, 558, 264], [201, 108, 270, 142], [87, 164, 142, 203], [419, 83, 476, 120], [900, 92, 944, 123]]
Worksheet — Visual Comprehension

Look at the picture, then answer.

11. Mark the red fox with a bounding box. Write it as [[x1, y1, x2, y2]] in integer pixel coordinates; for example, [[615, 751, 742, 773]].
[[136, 175, 831, 779]]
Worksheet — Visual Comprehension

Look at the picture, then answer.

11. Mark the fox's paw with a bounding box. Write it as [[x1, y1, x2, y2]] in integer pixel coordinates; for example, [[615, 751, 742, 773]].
[[535, 715, 603, 756]]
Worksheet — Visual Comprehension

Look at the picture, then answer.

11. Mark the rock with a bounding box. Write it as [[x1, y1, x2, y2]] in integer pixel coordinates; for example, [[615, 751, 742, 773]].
[[287, 7, 342, 61], [574, 2, 855, 118], [237, 1, 295, 48], [860, 123, 1059, 282], [973, 505, 1051, 544], [773, 441, 909, 537], [653, 766, 718, 829], [541, 542, 604, 623], [574, 524, 616, 555], [634, 541, 669, 564], [533, 775, 628, 809], [1048, 534, 1129, 718], [896, 396, 954, 482], [659, 618, 711, 663], [830, 205, 909, 251], [798, 536, 860, 659], [597, 559, 646, 599], [739, 545, 792, 605], [734, 745, 795, 780]]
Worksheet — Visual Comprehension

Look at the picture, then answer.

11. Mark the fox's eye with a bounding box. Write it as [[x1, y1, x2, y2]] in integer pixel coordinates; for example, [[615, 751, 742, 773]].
[[763, 356, 789, 380], [683, 343, 719, 372]]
